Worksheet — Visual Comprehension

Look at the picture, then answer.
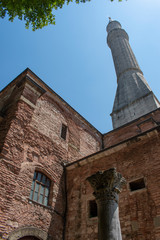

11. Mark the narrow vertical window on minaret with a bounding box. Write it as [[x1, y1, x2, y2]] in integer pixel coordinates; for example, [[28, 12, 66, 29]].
[[61, 124, 67, 140]]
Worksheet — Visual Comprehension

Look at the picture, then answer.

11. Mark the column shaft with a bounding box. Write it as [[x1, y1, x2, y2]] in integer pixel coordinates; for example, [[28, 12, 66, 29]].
[[87, 168, 126, 240], [97, 199, 122, 240]]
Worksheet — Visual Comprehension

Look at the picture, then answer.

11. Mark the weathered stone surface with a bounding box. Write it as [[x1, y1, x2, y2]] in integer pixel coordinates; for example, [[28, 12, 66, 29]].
[[8, 226, 49, 240], [87, 168, 126, 240]]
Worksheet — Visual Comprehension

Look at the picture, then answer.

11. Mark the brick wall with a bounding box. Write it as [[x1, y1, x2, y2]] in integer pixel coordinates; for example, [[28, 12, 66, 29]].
[[0, 70, 102, 240], [2, 68, 160, 240], [103, 108, 160, 148], [66, 129, 160, 240]]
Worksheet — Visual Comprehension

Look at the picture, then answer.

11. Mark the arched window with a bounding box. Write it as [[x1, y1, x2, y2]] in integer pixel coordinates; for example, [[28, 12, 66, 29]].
[[29, 171, 51, 206]]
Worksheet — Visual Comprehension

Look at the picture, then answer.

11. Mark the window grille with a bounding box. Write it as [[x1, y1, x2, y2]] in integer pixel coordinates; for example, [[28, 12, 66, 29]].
[[30, 171, 51, 206]]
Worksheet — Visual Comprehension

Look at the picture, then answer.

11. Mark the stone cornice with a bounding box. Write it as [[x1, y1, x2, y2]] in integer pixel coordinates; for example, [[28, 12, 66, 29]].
[[66, 127, 159, 170]]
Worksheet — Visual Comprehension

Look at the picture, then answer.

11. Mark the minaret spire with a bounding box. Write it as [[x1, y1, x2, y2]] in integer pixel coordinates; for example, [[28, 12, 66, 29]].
[[107, 20, 160, 129], [108, 17, 112, 22]]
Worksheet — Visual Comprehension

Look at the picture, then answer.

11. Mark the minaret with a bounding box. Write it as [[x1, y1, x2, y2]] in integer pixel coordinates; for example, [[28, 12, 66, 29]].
[[107, 19, 160, 129]]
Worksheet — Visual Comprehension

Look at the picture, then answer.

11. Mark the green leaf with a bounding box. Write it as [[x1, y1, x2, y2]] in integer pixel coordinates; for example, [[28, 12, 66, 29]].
[[0, 0, 122, 30]]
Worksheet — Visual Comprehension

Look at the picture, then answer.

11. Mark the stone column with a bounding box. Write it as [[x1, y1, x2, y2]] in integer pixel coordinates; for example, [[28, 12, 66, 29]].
[[87, 168, 126, 240]]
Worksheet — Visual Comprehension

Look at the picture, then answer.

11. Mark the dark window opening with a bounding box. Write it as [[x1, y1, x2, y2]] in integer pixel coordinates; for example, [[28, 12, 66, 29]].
[[19, 236, 40, 240], [29, 171, 51, 206], [61, 124, 67, 140], [129, 178, 145, 192], [89, 200, 97, 218]]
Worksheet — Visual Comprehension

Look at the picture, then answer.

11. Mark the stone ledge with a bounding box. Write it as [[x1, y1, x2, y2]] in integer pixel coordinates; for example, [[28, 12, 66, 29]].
[[66, 127, 159, 170], [20, 95, 36, 109]]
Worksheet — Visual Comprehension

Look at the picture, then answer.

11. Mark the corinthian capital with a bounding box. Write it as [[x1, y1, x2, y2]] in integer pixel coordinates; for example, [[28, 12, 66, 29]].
[[86, 168, 126, 203]]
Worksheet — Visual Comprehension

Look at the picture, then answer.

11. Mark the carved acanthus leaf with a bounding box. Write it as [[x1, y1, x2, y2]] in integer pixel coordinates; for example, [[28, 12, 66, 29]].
[[87, 168, 126, 202]]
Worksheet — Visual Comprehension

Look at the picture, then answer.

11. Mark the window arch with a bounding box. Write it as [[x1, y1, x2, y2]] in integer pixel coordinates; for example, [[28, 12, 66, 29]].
[[29, 171, 51, 206], [8, 226, 49, 240]]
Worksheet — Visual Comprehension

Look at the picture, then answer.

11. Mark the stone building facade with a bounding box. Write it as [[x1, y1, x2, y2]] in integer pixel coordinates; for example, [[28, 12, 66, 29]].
[[0, 20, 160, 240]]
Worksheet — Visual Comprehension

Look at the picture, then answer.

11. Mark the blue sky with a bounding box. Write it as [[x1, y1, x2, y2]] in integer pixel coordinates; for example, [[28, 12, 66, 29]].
[[1, 0, 160, 133]]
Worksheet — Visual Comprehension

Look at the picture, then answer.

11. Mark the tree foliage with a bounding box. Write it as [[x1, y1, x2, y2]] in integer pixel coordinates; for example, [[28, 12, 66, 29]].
[[0, 0, 119, 31]]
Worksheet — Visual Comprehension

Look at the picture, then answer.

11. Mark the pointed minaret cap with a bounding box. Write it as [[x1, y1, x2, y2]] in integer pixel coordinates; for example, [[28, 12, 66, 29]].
[[107, 18, 122, 33]]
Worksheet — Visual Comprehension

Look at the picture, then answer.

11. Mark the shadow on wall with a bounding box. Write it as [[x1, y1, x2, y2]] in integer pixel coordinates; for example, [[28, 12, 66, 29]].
[[47, 168, 67, 240]]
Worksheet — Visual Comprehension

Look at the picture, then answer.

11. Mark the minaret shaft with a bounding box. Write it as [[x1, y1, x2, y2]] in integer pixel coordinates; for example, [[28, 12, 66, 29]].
[[107, 20, 160, 129], [108, 29, 142, 81]]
